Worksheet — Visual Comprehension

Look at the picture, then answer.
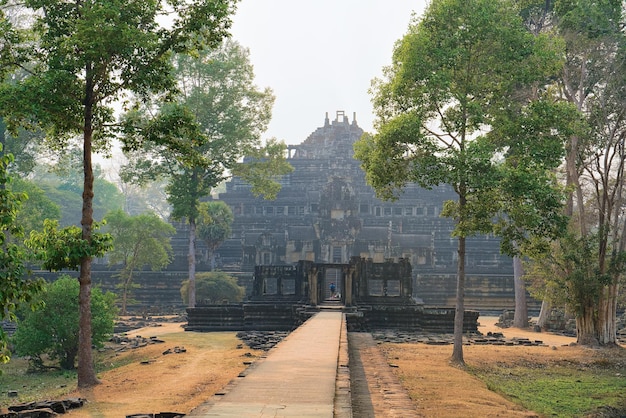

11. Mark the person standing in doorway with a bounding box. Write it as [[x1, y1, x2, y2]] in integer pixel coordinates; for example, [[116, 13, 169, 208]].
[[330, 282, 336, 298]]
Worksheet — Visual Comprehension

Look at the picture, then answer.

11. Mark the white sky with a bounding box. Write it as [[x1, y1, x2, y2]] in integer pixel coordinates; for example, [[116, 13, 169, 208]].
[[230, 0, 429, 145]]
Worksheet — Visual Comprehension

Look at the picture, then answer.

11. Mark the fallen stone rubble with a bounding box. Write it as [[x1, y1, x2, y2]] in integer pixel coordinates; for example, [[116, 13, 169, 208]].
[[113, 315, 186, 334], [235, 330, 290, 351], [1, 398, 86, 417], [371, 330, 549, 347], [108, 335, 166, 352]]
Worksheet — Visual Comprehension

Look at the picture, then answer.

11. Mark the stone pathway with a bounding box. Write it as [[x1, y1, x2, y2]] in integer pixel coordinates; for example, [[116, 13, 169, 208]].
[[188, 312, 342, 417], [186, 313, 421, 417]]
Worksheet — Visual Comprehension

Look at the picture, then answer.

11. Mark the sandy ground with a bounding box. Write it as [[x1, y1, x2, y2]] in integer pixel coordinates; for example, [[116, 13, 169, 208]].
[[379, 317, 585, 417], [64, 322, 264, 417], [5, 317, 624, 417]]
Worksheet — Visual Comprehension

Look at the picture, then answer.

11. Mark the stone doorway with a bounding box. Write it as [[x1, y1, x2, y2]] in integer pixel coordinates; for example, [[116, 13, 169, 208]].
[[324, 268, 342, 301]]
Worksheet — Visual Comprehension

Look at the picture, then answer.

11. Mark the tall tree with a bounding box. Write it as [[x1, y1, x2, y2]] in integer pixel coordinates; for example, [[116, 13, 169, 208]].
[[122, 40, 292, 308], [0, 0, 237, 387], [355, 0, 566, 366], [518, 0, 626, 345], [554, 0, 625, 346], [104, 209, 175, 315], [197, 200, 233, 270]]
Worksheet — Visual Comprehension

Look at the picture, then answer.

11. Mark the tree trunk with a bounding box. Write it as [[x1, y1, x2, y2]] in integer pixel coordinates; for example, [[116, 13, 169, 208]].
[[536, 299, 551, 329], [77, 88, 99, 387], [451, 235, 466, 367], [62, 348, 78, 371], [121, 278, 128, 316], [512, 255, 528, 328], [188, 217, 197, 308], [209, 248, 216, 271], [595, 283, 618, 345], [121, 269, 134, 316], [576, 304, 599, 346], [576, 284, 618, 347]]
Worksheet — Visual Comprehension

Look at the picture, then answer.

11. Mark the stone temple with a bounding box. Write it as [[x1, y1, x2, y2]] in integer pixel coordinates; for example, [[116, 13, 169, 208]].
[[86, 110, 528, 315], [212, 111, 522, 313]]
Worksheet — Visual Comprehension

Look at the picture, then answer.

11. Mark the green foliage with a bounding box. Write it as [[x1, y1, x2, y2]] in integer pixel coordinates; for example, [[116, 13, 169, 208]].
[[555, 0, 622, 38], [122, 40, 293, 223], [1, 126, 44, 177], [180, 271, 245, 305], [26, 219, 112, 271], [357, 0, 573, 364], [12, 275, 117, 370], [524, 232, 623, 317], [0, 0, 238, 387], [197, 201, 233, 254], [104, 209, 175, 314], [0, 149, 45, 366], [357, 0, 568, 238], [9, 178, 61, 235]]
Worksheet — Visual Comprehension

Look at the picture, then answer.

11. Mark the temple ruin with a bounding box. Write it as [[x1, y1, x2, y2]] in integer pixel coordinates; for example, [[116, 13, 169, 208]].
[[85, 110, 526, 316], [213, 111, 522, 312], [186, 256, 479, 332]]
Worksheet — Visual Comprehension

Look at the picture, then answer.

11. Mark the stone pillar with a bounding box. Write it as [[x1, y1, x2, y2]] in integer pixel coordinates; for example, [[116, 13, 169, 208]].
[[309, 268, 318, 306], [345, 268, 353, 307]]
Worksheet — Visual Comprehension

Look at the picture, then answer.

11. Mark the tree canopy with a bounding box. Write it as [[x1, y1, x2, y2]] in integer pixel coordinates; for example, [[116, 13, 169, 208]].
[[0, 0, 238, 386], [520, 0, 626, 346], [121, 39, 292, 308], [181, 271, 245, 305], [356, 0, 570, 366], [197, 200, 233, 270]]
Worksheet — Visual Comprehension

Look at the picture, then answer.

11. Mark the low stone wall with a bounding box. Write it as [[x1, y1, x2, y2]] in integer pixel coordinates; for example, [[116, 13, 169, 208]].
[[346, 306, 479, 333], [185, 303, 305, 332], [186, 303, 479, 334]]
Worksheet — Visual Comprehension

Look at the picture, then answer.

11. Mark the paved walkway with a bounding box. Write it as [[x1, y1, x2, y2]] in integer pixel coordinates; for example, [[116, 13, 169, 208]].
[[188, 311, 345, 417]]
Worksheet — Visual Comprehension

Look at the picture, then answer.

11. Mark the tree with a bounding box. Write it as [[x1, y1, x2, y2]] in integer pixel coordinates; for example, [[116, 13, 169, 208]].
[[197, 201, 233, 270], [180, 271, 244, 305], [104, 209, 175, 315], [1, 126, 43, 177], [12, 275, 116, 370], [9, 178, 61, 235], [0, 149, 44, 366], [518, 0, 626, 346], [355, 0, 566, 366], [555, 0, 625, 347], [122, 40, 292, 308], [0, 0, 237, 387]]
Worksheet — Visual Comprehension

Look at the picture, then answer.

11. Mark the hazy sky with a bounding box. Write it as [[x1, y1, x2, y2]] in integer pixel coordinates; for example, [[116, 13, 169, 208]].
[[230, 1, 429, 145]]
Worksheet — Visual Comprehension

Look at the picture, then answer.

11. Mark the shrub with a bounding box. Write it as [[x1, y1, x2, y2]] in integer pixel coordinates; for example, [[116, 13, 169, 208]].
[[181, 271, 245, 305], [12, 275, 117, 370]]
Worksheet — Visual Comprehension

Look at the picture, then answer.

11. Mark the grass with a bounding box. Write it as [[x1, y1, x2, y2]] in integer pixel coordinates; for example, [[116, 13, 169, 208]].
[[470, 363, 626, 417], [0, 357, 77, 408], [0, 342, 153, 408]]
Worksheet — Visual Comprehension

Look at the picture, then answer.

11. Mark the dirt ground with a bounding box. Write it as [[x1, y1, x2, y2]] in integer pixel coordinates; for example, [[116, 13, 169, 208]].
[[64, 322, 265, 417], [380, 317, 589, 417], [5, 317, 625, 417]]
